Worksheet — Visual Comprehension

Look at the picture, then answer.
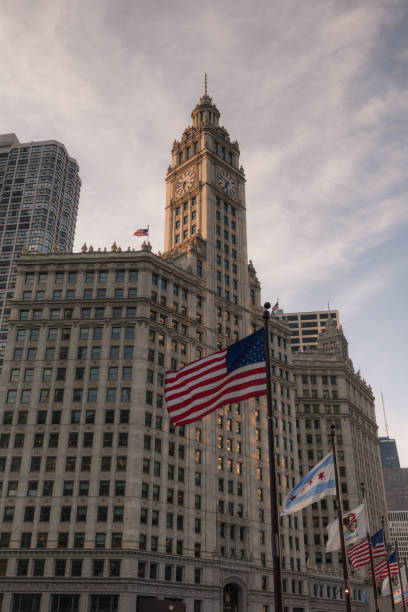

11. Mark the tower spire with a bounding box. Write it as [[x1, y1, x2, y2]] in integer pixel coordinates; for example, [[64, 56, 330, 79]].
[[204, 73, 208, 96], [381, 392, 390, 437]]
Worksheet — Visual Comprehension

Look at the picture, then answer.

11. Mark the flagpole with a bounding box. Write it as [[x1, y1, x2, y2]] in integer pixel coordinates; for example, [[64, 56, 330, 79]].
[[395, 541, 407, 612], [263, 302, 284, 612], [330, 424, 352, 612], [361, 483, 379, 612], [382, 516, 396, 611]]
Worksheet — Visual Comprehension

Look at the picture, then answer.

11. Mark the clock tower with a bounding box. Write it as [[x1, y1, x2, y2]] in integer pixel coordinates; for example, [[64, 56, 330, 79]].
[[164, 79, 260, 329]]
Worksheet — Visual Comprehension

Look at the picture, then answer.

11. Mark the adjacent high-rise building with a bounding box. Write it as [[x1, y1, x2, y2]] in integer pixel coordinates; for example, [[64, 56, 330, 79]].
[[293, 318, 388, 575], [383, 468, 408, 561], [0, 89, 375, 612], [275, 309, 340, 352], [379, 437, 400, 469], [0, 133, 81, 366]]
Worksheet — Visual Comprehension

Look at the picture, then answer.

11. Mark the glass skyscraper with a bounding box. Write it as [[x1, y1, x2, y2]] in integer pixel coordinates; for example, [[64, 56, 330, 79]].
[[0, 133, 81, 365]]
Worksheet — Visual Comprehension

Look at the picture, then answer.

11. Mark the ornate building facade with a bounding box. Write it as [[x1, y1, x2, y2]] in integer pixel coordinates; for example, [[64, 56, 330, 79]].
[[0, 88, 375, 612], [293, 318, 388, 578]]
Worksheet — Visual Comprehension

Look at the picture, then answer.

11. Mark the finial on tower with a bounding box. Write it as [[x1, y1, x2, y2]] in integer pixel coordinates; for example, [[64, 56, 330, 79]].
[[204, 73, 208, 96]]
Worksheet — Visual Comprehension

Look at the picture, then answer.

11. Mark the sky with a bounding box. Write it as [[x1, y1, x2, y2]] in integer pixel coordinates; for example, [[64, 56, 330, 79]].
[[1, 1, 407, 461]]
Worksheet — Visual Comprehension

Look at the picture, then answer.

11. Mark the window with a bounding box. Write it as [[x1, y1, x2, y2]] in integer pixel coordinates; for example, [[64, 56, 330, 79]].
[[74, 533, 84, 549], [71, 560, 83, 577], [95, 533, 106, 549], [109, 559, 121, 577]]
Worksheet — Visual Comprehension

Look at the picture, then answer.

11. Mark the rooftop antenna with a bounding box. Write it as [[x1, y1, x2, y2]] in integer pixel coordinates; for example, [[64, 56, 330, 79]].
[[381, 392, 390, 438], [204, 73, 208, 96]]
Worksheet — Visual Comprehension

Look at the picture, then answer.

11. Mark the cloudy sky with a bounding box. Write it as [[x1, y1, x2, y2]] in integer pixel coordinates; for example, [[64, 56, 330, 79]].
[[1, 1, 407, 462]]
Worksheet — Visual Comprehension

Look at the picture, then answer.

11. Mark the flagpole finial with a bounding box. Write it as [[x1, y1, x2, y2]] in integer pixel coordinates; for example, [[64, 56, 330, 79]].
[[204, 73, 208, 96]]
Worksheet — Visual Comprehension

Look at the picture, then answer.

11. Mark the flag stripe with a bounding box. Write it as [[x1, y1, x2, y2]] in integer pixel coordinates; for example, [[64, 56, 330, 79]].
[[170, 376, 267, 423], [167, 364, 266, 412], [165, 330, 266, 426], [172, 387, 267, 425], [166, 350, 226, 384], [348, 539, 370, 569]]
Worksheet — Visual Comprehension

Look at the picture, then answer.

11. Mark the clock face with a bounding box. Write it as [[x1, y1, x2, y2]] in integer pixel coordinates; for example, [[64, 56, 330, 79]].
[[175, 169, 196, 196], [217, 170, 236, 196]]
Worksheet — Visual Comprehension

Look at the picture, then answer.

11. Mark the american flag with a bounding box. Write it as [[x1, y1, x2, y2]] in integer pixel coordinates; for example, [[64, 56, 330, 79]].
[[133, 228, 149, 236], [348, 530, 386, 571], [348, 539, 370, 570], [371, 529, 387, 559], [272, 300, 279, 312], [165, 329, 267, 426], [388, 552, 399, 576], [372, 552, 399, 583], [372, 559, 388, 583]]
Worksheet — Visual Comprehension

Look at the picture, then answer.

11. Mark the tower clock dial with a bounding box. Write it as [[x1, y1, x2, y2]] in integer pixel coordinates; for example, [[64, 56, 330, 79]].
[[175, 169, 196, 196], [217, 169, 236, 196]]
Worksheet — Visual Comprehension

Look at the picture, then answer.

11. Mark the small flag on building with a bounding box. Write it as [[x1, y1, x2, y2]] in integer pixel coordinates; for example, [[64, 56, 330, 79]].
[[133, 228, 149, 237], [272, 300, 279, 312], [165, 329, 267, 426], [280, 453, 336, 516], [326, 503, 367, 552]]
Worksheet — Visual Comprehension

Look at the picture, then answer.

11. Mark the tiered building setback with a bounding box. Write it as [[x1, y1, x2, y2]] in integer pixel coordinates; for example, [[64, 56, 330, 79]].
[[293, 318, 388, 576]]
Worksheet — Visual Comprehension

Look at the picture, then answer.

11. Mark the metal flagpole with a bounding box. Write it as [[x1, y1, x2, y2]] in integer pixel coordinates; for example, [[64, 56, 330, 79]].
[[330, 424, 352, 612], [361, 483, 379, 612], [263, 302, 284, 612], [395, 541, 407, 612], [382, 516, 395, 611]]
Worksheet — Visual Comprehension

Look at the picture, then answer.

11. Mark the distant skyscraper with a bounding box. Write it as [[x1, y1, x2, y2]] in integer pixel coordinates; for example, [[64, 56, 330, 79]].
[[275, 309, 340, 352], [379, 437, 400, 468], [0, 133, 81, 364], [383, 468, 408, 560]]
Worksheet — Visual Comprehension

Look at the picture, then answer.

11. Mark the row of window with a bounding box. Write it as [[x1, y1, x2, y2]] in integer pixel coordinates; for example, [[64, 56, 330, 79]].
[[2, 408, 130, 426], [16, 325, 135, 343], [18, 306, 137, 320], [7, 386, 132, 403], [0, 529, 122, 551], [177, 141, 199, 163], [13, 344, 135, 362], [142, 458, 198, 483], [25, 269, 138, 284], [0, 593, 121, 612], [10, 557, 121, 578], [22, 287, 138, 300], [0, 431, 128, 450], [300, 389, 339, 399], [0, 479, 126, 499], [10, 364, 133, 383], [141, 483, 201, 509], [2, 504, 124, 524], [0, 454, 127, 474], [139, 532, 202, 557]]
